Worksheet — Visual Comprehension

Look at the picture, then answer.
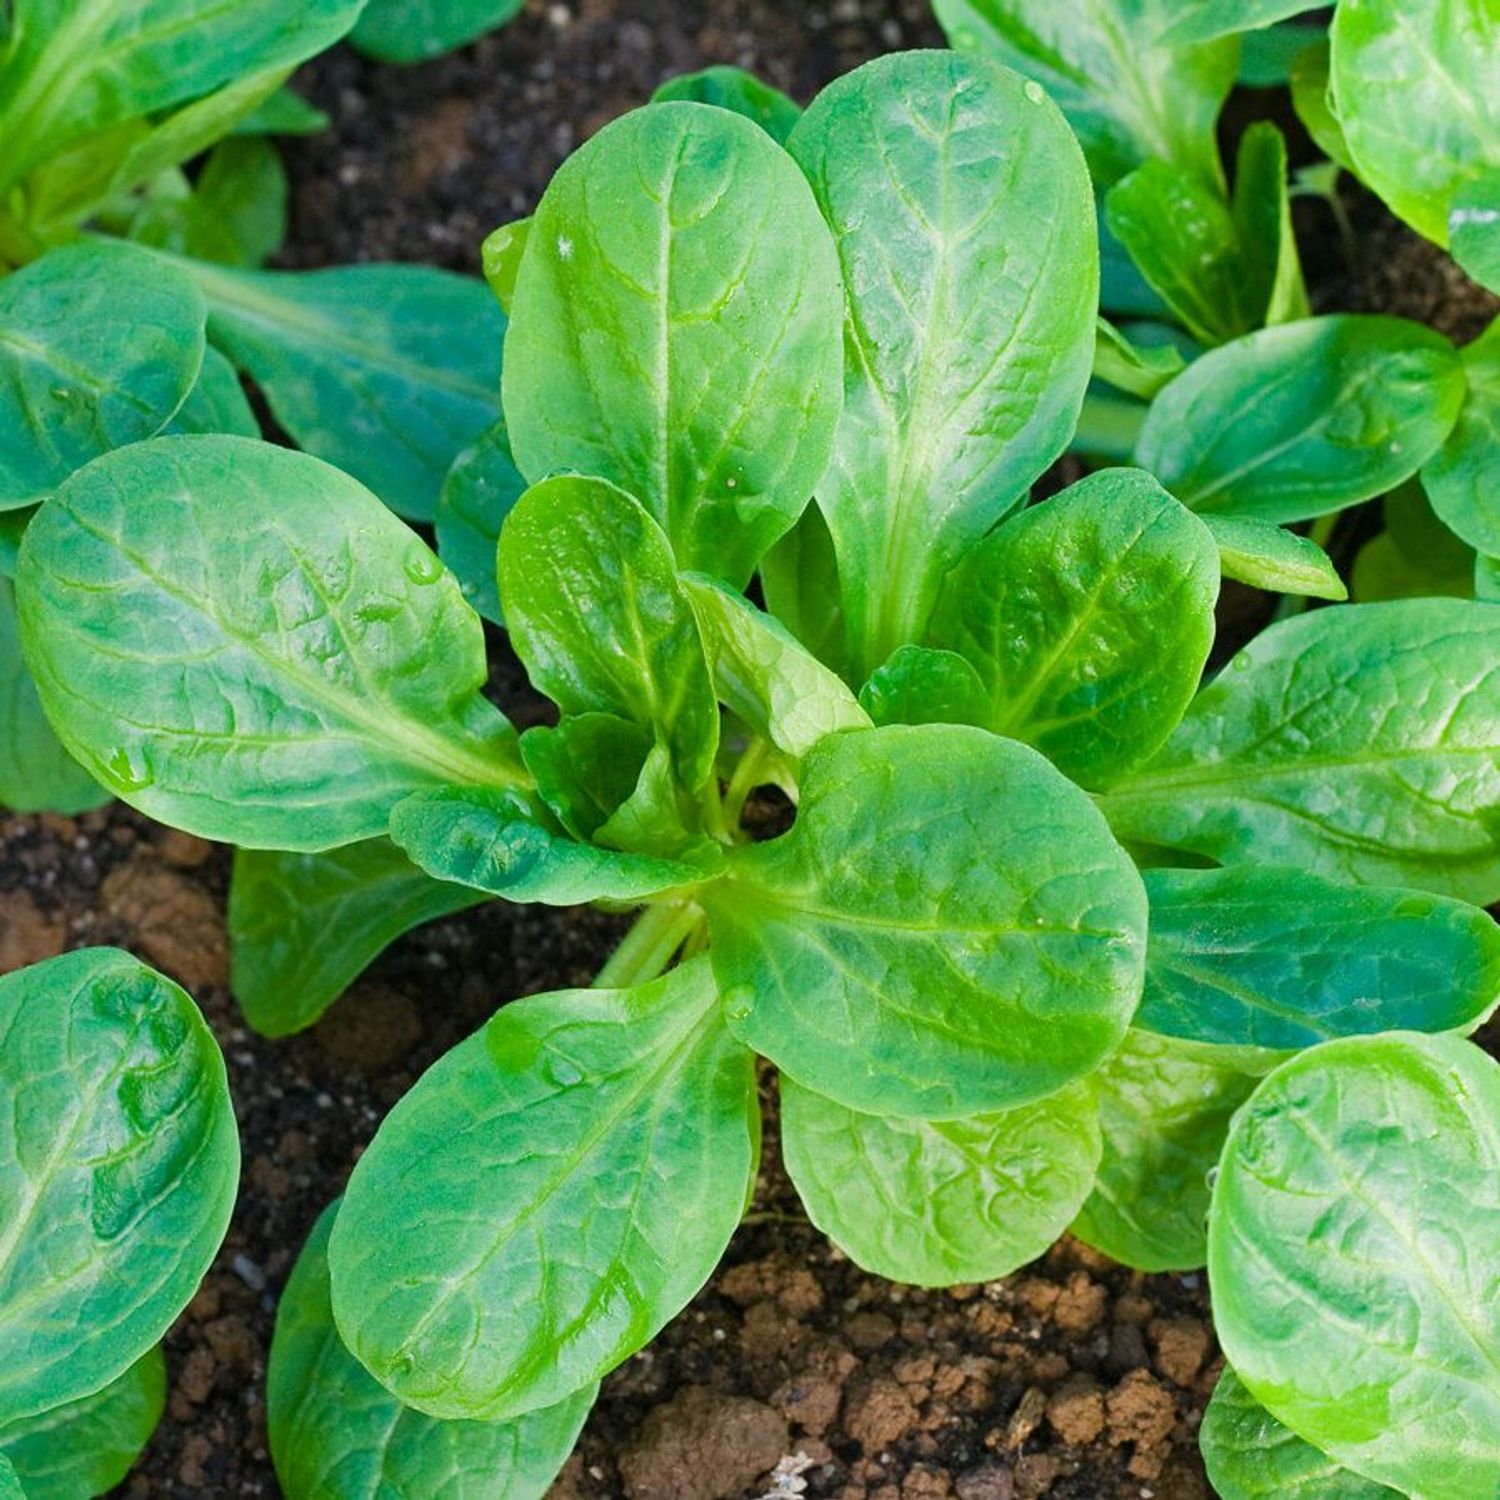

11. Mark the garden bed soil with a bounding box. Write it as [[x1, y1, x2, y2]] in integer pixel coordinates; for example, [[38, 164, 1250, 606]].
[[4, 1, 1497, 1496]]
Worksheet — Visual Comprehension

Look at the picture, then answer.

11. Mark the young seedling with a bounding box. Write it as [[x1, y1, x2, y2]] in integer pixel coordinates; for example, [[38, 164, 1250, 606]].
[[12, 45, 1500, 1499]]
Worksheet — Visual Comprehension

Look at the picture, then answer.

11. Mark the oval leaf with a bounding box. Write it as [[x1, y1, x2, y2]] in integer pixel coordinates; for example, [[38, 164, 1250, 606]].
[[271, 1203, 593, 1500], [1209, 1032, 1500, 1497], [1137, 315, 1466, 525], [704, 724, 1146, 1119], [1201, 514, 1347, 600], [1104, 600, 1500, 903], [504, 101, 844, 585], [16, 435, 522, 851], [1422, 318, 1500, 558], [782, 1076, 1100, 1286], [329, 959, 759, 1420], [0, 949, 238, 1420]]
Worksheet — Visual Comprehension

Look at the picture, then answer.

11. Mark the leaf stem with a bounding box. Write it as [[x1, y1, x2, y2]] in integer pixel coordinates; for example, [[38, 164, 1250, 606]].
[[592, 901, 703, 989], [721, 736, 773, 834]]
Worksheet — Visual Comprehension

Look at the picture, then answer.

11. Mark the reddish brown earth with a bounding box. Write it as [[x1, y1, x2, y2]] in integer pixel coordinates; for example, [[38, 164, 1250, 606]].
[[4, 0, 1496, 1495]]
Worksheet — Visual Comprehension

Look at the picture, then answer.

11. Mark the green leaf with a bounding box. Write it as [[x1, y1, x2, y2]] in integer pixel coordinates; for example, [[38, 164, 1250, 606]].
[[162, 346, 259, 437], [351, 0, 522, 61], [1158, 1, 1317, 45], [0, 513, 29, 578], [504, 101, 843, 585], [329, 959, 758, 1420], [1422, 318, 1500, 557], [0, 577, 108, 815], [232, 85, 329, 137], [0, 1349, 165, 1500], [0, 241, 205, 509], [1330, 0, 1500, 246], [1289, 41, 1356, 173], [391, 788, 724, 904], [1450, 171, 1500, 292], [650, 66, 802, 144], [1092, 317, 1185, 400], [0, 0, 361, 195], [1479, 554, 1500, 601], [130, 136, 288, 267], [270, 1203, 593, 1500], [926, 469, 1219, 790], [0, 949, 238, 1420], [183, 259, 504, 522], [781, 1076, 1100, 1286], [17, 435, 522, 851], [789, 50, 1097, 676], [703, 724, 1145, 1119], [479, 218, 529, 317], [1232, 121, 1309, 327], [758, 502, 850, 680], [681, 573, 868, 764], [499, 476, 720, 793], [858, 646, 989, 730], [1201, 514, 1347, 599], [1103, 600, 1500, 902], [0, 1458, 16, 1500], [1139, 865, 1500, 1054], [1209, 1032, 1500, 1497], [435, 419, 524, 625], [931, 0, 1239, 185], [1071, 1027, 1256, 1271], [1136, 315, 1466, 524], [229, 841, 485, 1038], [1200, 1366, 1402, 1500], [520, 716, 652, 844], [1238, 22, 1328, 88], [1353, 481, 1477, 603]]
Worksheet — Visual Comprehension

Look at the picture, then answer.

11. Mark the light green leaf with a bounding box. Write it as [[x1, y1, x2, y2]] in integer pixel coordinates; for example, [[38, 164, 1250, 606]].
[[1353, 481, 1477, 603], [1479, 554, 1500, 600], [504, 101, 843, 585], [790, 50, 1097, 676], [758, 502, 850, 681], [1200, 1366, 1402, 1500], [1451, 171, 1500, 292], [184, 258, 504, 521], [1330, 0, 1500, 246], [0, 1349, 165, 1500], [270, 1203, 593, 1500], [1201, 514, 1347, 599], [1092, 317, 1185, 400], [931, 0, 1239, 185], [229, 842, 485, 1038], [130, 136, 287, 267], [1, 577, 108, 815], [1289, 41, 1355, 173], [681, 573, 868, 764], [0, 1456, 18, 1500], [1103, 600, 1500, 902], [163, 346, 259, 437], [704, 724, 1145, 1119], [782, 1076, 1100, 1286], [390, 787, 724, 904], [1136, 315, 1466, 524], [858, 645, 989, 729], [233, 85, 329, 137], [0, 949, 238, 1420], [499, 476, 720, 793], [926, 469, 1219, 790], [0, 241, 205, 509], [329, 959, 759, 1420], [435, 419, 524, 625], [351, 0, 522, 62], [16, 436, 522, 851], [1233, 121, 1309, 327], [1158, 1, 1317, 45], [1209, 1032, 1500, 1498], [650, 66, 802, 144], [1072, 1027, 1256, 1271], [0, 0, 360, 195], [479, 218, 529, 317], [1422, 318, 1500, 557], [1140, 865, 1500, 1054]]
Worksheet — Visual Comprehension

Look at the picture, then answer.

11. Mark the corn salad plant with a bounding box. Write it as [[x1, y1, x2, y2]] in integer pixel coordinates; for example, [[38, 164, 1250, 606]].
[[9, 42, 1500, 1500]]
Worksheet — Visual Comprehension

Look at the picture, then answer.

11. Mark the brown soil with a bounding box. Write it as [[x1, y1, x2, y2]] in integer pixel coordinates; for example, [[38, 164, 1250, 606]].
[[6, 2, 1494, 1497]]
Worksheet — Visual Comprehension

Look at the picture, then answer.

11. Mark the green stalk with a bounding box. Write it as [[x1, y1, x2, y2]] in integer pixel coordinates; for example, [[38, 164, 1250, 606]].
[[592, 901, 703, 989]]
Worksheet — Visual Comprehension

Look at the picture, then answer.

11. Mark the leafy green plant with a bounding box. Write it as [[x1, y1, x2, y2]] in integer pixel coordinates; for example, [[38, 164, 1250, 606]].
[[11, 44, 1500, 1500], [349, 0, 524, 64], [0, 949, 238, 1497], [0, 0, 507, 815]]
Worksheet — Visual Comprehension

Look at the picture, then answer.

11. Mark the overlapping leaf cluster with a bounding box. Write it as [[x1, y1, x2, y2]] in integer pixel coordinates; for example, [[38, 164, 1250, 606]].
[[6, 30, 1499, 1498]]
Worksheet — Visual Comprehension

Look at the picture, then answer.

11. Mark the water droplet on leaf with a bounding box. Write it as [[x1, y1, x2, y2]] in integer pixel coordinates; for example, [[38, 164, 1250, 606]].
[[1023, 80, 1045, 104], [403, 544, 443, 585], [103, 743, 154, 792]]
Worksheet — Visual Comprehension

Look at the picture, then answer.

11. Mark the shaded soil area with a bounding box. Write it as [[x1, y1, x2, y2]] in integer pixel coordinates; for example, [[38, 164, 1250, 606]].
[[4, 1, 1496, 1497]]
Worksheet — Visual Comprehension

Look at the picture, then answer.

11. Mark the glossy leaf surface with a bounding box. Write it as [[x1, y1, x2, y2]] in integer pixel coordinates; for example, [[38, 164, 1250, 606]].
[[650, 66, 802, 143], [1422, 318, 1500, 558], [1201, 515, 1346, 600], [435, 419, 524, 625]]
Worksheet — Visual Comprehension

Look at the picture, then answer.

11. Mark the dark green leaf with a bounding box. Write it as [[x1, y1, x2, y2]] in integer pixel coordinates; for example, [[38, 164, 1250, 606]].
[[1422, 318, 1500, 557], [435, 418, 524, 625], [329, 959, 759, 1420], [858, 646, 989, 729], [232, 85, 329, 137], [17, 436, 522, 850], [351, 0, 522, 61], [162, 346, 259, 437], [758, 502, 850, 680], [782, 1076, 1100, 1286], [650, 66, 802, 143], [704, 725, 1145, 1118], [270, 1203, 593, 1500], [520, 715, 653, 843]]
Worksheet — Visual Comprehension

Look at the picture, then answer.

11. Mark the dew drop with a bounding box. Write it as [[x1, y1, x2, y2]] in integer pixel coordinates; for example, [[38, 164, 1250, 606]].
[[546, 1055, 583, 1088], [724, 988, 755, 1023], [1023, 80, 1045, 105], [103, 743, 154, 793], [403, 544, 443, 585]]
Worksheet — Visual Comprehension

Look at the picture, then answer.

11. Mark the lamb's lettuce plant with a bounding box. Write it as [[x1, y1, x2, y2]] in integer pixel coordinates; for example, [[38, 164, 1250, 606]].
[[349, 0, 523, 64], [12, 46, 1500, 1499], [0, 949, 238, 1497]]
